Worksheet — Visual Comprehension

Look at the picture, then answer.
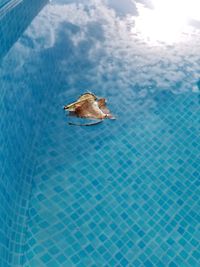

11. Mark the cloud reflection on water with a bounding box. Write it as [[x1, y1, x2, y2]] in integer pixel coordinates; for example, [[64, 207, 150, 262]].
[[2, 0, 200, 97]]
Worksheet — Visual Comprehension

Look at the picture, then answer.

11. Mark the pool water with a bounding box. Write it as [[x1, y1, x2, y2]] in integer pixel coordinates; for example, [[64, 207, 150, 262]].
[[0, 0, 200, 266]]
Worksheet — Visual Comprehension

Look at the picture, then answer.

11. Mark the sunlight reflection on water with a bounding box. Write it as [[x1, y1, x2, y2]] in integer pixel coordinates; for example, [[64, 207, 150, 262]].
[[132, 0, 200, 44]]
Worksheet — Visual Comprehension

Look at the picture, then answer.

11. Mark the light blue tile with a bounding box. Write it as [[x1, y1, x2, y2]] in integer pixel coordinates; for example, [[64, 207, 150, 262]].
[[1, 0, 200, 266]]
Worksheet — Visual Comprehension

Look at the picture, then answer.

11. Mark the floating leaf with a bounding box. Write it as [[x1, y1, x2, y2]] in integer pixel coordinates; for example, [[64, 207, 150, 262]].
[[63, 92, 115, 126]]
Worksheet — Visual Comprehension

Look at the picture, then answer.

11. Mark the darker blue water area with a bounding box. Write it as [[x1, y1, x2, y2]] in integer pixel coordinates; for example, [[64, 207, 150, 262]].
[[0, 0, 200, 266], [0, 0, 48, 61], [0, 0, 48, 266], [0, 0, 10, 8]]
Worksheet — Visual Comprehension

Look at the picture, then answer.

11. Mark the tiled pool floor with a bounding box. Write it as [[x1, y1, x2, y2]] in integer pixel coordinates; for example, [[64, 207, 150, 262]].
[[1, 0, 200, 266], [24, 91, 200, 267]]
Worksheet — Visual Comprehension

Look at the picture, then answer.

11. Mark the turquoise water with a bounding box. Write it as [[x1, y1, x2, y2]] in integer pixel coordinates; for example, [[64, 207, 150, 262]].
[[0, 0, 200, 266]]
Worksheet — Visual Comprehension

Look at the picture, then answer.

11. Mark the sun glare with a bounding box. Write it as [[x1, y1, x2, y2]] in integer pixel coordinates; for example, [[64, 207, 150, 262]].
[[133, 0, 200, 44]]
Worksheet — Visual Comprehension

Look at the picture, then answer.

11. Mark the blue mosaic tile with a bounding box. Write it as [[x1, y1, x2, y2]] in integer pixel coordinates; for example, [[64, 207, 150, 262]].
[[1, 0, 200, 267], [0, 0, 49, 265], [23, 89, 200, 267]]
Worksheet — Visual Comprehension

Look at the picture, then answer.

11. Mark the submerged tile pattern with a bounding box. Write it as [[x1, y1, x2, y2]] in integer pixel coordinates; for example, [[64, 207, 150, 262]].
[[0, 0, 48, 266], [0, 0, 200, 266], [24, 91, 200, 267], [0, 0, 48, 60]]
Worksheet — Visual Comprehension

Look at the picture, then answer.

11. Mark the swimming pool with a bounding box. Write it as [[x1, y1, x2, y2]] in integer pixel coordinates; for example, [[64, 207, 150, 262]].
[[0, 0, 200, 266]]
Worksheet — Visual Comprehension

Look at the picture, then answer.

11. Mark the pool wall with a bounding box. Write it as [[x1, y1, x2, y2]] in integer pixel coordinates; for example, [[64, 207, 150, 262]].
[[0, 1, 200, 267], [0, 0, 48, 266]]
